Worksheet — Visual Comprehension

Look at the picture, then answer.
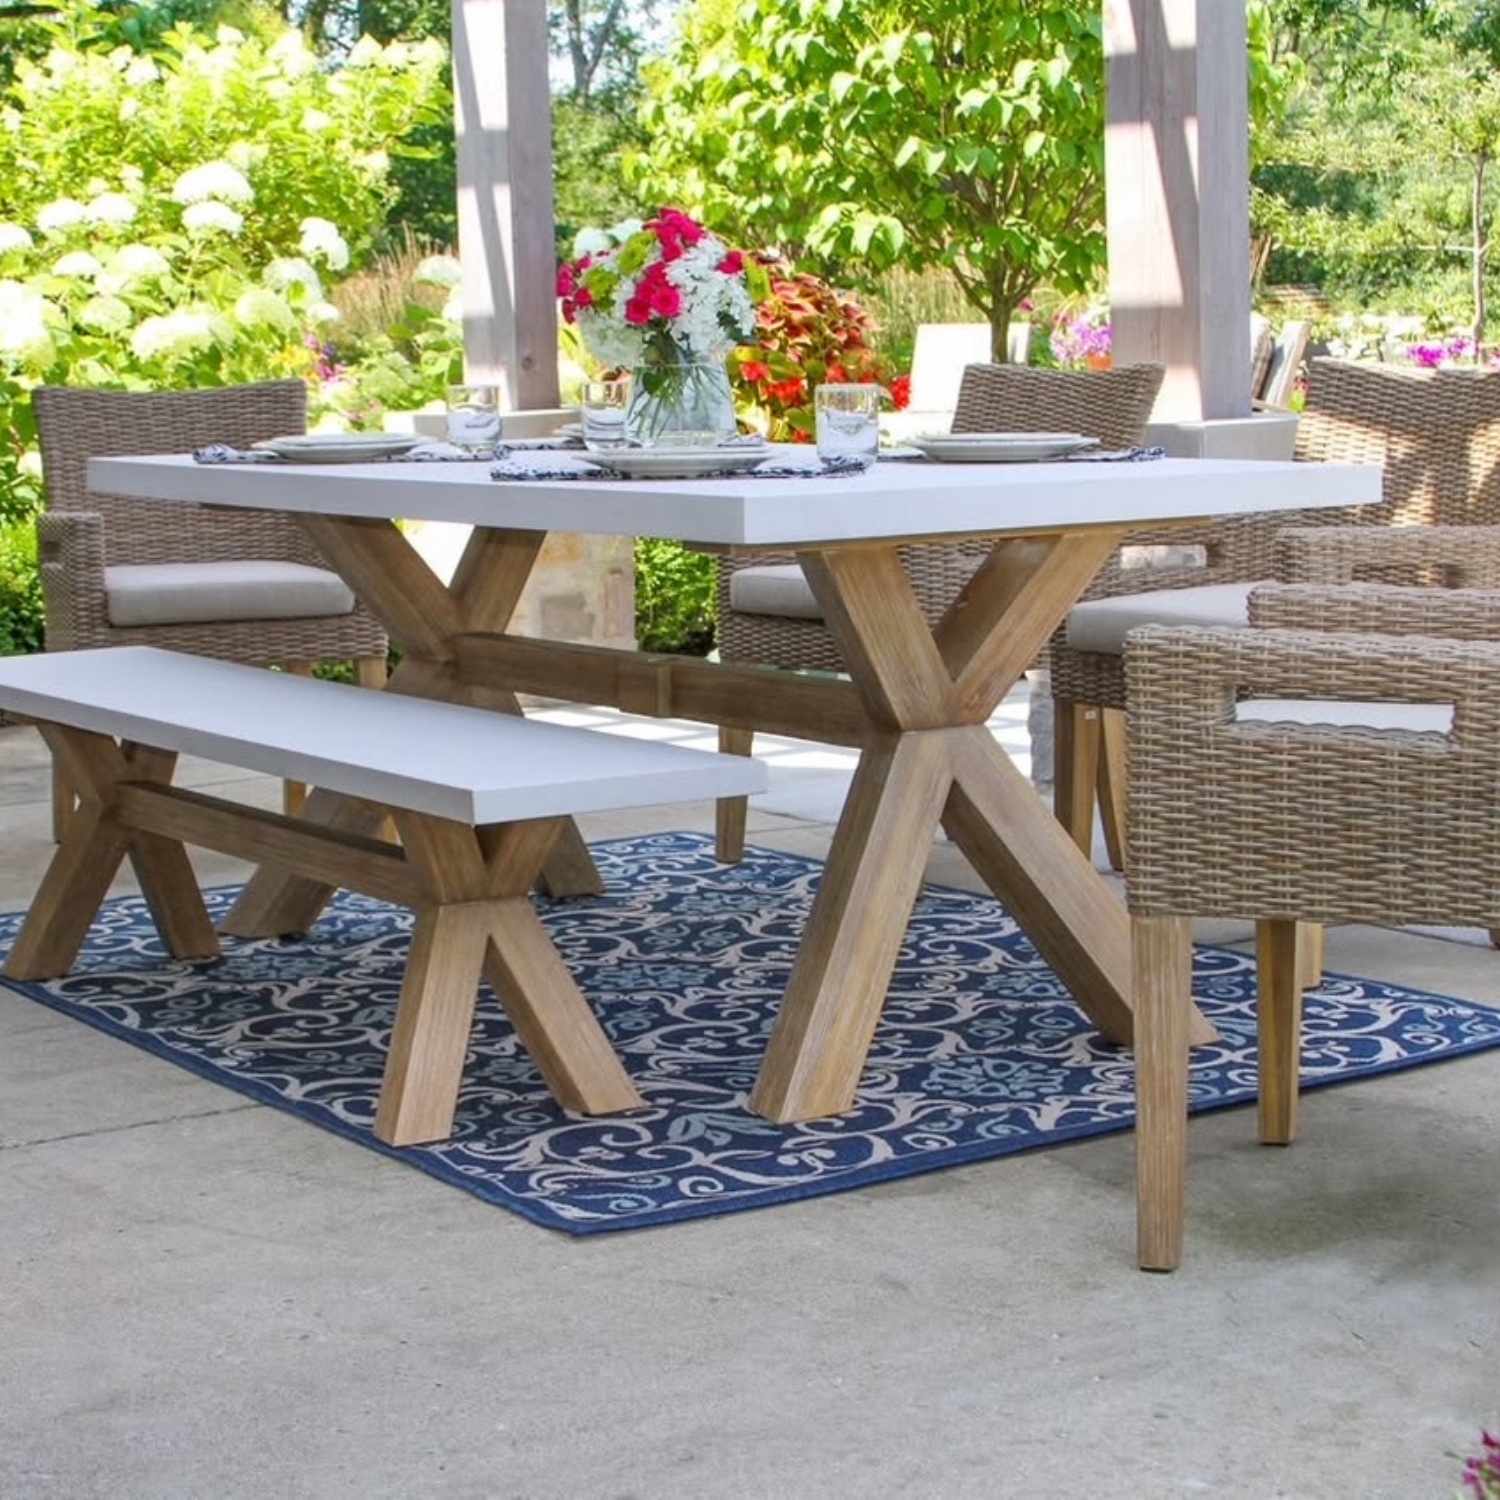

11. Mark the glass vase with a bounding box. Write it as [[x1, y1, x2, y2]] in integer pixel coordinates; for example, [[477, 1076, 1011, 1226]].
[[627, 356, 737, 448]]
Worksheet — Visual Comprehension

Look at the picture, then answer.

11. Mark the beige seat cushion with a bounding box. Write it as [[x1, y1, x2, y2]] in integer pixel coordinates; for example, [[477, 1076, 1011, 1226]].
[[1065, 582, 1256, 655], [105, 561, 356, 628], [1236, 698, 1454, 734], [728, 563, 823, 621]]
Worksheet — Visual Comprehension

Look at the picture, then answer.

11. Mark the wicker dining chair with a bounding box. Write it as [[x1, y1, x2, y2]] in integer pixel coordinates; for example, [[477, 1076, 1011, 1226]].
[[1125, 579, 1500, 1270], [712, 359, 1167, 860], [1051, 356, 1500, 870], [32, 381, 390, 834]]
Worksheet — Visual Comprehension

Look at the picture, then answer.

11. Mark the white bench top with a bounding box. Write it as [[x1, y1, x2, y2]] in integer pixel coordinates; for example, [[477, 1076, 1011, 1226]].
[[0, 648, 767, 824]]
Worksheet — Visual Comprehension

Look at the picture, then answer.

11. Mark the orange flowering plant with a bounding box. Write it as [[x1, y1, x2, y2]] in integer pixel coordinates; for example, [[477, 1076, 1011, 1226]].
[[728, 263, 906, 442]]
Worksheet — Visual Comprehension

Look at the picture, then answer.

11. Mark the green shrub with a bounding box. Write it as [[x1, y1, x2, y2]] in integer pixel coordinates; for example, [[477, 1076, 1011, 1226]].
[[635, 538, 715, 655], [0, 519, 44, 656], [0, 12, 452, 458]]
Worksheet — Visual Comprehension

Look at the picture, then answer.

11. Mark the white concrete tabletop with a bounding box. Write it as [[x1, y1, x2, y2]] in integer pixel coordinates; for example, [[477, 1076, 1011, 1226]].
[[90, 449, 1382, 548]]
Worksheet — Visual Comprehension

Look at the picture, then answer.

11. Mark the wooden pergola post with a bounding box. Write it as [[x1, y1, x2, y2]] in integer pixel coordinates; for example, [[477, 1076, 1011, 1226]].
[[1104, 0, 1252, 421], [451, 0, 560, 410]]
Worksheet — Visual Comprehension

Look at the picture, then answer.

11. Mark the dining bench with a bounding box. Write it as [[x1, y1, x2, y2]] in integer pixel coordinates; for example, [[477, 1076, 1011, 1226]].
[[0, 646, 768, 1146]]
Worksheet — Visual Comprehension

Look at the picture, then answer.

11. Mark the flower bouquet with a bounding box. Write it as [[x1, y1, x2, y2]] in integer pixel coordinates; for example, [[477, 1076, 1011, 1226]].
[[557, 208, 768, 445]]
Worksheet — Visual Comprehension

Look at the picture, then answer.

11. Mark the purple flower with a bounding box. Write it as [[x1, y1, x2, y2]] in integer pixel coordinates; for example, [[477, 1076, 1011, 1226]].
[[1461, 1429, 1500, 1498], [1050, 310, 1111, 369], [1406, 334, 1476, 368]]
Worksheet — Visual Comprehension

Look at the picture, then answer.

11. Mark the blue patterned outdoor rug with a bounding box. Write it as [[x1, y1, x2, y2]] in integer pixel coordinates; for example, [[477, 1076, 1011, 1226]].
[[4, 831, 1500, 1235]]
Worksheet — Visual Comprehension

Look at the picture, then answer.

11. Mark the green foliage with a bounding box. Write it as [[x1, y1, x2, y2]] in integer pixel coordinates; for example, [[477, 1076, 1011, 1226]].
[[0, 518, 44, 656], [552, 95, 651, 255], [1252, 3, 1500, 337], [632, 0, 1106, 353], [634, 536, 716, 655], [0, 10, 456, 514]]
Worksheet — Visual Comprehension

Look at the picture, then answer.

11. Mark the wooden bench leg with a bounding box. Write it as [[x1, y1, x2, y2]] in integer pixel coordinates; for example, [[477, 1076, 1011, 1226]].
[[1134, 912, 1194, 1272], [715, 724, 755, 863], [376, 901, 492, 1145], [9, 728, 217, 979], [374, 814, 641, 1145], [481, 898, 644, 1117], [1256, 918, 1304, 1146]]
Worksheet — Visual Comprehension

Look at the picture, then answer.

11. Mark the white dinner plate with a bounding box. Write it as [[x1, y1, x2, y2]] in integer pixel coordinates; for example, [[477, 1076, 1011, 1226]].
[[907, 432, 1098, 463], [253, 433, 422, 464], [586, 445, 770, 480]]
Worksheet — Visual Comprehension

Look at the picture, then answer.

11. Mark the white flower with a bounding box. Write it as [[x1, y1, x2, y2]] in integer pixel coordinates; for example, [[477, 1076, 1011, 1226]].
[[78, 294, 133, 333], [124, 56, 159, 86], [268, 30, 315, 76], [226, 141, 262, 172], [85, 192, 137, 225], [171, 162, 254, 205], [53, 250, 103, 278], [0, 279, 53, 363], [234, 287, 295, 331], [0, 223, 33, 254], [100, 243, 172, 291], [561, 215, 759, 368], [182, 200, 244, 236], [413, 254, 461, 288], [264, 257, 323, 296], [299, 217, 348, 270], [36, 197, 88, 233], [300, 108, 331, 132], [356, 150, 389, 177], [346, 36, 383, 66], [130, 308, 216, 360], [571, 227, 616, 258], [307, 300, 341, 325]]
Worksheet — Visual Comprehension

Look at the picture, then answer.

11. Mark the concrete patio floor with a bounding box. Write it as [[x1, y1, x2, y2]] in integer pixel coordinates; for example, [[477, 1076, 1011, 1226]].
[[0, 689, 1497, 1500]]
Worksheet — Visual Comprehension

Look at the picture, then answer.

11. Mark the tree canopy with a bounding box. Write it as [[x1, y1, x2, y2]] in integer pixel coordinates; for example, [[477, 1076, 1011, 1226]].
[[631, 0, 1105, 360]]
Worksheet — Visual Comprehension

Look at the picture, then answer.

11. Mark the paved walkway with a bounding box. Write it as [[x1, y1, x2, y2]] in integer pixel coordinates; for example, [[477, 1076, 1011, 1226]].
[[0, 696, 1496, 1499]]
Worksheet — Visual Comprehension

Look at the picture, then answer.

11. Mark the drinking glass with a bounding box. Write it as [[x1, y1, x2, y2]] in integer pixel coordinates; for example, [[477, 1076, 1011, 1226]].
[[582, 375, 633, 451], [445, 384, 501, 451], [815, 383, 882, 463]]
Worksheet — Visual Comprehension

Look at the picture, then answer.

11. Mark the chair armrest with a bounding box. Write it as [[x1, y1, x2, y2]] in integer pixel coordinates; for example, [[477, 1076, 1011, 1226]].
[[1124, 624, 1500, 921], [1248, 582, 1500, 639], [36, 511, 112, 650], [1126, 621, 1500, 718], [1276, 523, 1500, 585]]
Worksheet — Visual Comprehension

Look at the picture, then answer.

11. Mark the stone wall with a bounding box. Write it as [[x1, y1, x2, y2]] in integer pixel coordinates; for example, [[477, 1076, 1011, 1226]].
[[403, 521, 636, 653]]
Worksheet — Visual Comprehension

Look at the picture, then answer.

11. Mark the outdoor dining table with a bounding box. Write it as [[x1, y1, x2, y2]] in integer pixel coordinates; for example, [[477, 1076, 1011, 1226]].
[[88, 443, 1380, 1125]]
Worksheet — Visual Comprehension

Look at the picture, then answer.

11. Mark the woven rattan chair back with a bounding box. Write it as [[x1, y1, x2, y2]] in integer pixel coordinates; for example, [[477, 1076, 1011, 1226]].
[[35, 381, 324, 570], [714, 362, 1167, 678], [1048, 355, 1500, 871], [31, 381, 390, 836], [1051, 356, 1500, 708], [31, 381, 388, 662]]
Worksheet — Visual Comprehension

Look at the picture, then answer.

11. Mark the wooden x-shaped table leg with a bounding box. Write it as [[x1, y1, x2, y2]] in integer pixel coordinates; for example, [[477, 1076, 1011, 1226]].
[[749, 532, 1216, 1124], [223, 518, 603, 941]]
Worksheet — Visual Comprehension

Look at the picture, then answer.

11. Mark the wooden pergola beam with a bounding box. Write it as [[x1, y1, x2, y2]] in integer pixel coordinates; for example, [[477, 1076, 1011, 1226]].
[[1104, 0, 1252, 421], [452, 0, 560, 409]]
